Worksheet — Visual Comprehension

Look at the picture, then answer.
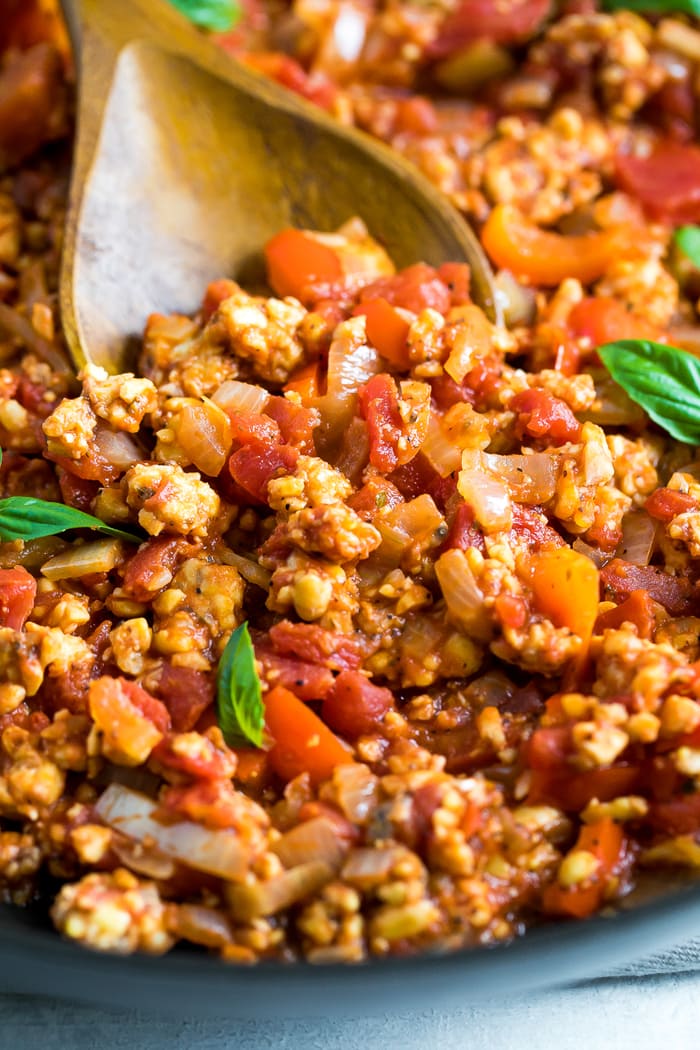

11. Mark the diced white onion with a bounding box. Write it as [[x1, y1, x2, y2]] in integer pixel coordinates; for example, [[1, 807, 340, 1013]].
[[458, 467, 512, 532], [272, 817, 347, 870], [493, 270, 537, 328], [226, 861, 334, 920], [327, 763, 379, 823], [435, 548, 492, 641], [422, 413, 462, 477], [41, 538, 124, 580], [619, 511, 658, 567], [95, 784, 251, 881], [218, 549, 271, 589], [462, 449, 559, 504], [326, 316, 380, 400], [571, 538, 613, 569], [93, 426, 143, 471], [211, 379, 270, 416]]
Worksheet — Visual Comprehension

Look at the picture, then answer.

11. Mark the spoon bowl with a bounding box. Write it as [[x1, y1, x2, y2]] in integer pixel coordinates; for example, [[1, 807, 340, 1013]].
[[60, 0, 498, 374]]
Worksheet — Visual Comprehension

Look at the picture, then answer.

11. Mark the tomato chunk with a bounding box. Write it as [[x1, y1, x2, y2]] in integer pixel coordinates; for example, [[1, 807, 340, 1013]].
[[256, 647, 335, 701], [595, 589, 657, 640], [151, 663, 215, 732], [428, 0, 551, 58], [568, 297, 658, 345], [122, 537, 190, 603], [511, 388, 581, 444], [0, 567, 36, 630], [645, 488, 699, 524], [268, 621, 364, 670], [359, 263, 451, 314], [358, 373, 403, 473], [264, 396, 318, 453], [228, 443, 299, 503], [542, 819, 625, 919], [600, 559, 693, 617], [442, 502, 486, 554], [615, 141, 700, 225], [322, 671, 394, 738]]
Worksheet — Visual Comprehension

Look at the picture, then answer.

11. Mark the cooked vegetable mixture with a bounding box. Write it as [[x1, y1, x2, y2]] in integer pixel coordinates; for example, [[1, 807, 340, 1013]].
[[4, 0, 700, 963]]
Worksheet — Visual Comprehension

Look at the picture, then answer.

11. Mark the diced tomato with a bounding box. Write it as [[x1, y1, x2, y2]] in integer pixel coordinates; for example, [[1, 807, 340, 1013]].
[[511, 504, 565, 551], [233, 748, 271, 789], [352, 297, 411, 369], [47, 449, 120, 486], [265, 228, 343, 301], [118, 679, 171, 734], [568, 296, 658, 346], [268, 621, 364, 670], [153, 731, 237, 781], [322, 670, 394, 739], [645, 488, 699, 524], [527, 726, 572, 770], [615, 140, 700, 225], [431, 372, 475, 411], [600, 559, 693, 617], [389, 452, 456, 510], [348, 477, 404, 520], [256, 647, 335, 701], [242, 52, 337, 111], [441, 502, 486, 554], [649, 793, 700, 836], [227, 411, 282, 448], [358, 373, 403, 473], [151, 663, 215, 732], [394, 96, 439, 135], [121, 537, 190, 602], [228, 443, 299, 504], [0, 567, 36, 629], [88, 676, 169, 764], [495, 593, 527, 629], [264, 396, 318, 453], [529, 765, 640, 811], [57, 469, 99, 513], [437, 263, 472, 306], [359, 263, 451, 315], [428, 0, 551, 58], [201, 278, 239, 320], [16, 376, 53, 418], [157, 779, 247, 830], [511, 388, 581, 444], [595, 589, 657, 640]]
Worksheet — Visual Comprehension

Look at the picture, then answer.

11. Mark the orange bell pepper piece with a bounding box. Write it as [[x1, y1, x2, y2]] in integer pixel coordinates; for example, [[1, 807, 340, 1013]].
[[530, 547, 600, 644], [482, 204, 631, 287], [265, 685, 353, 785], [283, 360, 321, 403], [543, 818, 624, 919], [265, 229, 342, 301], [352, 297, 411, 368]]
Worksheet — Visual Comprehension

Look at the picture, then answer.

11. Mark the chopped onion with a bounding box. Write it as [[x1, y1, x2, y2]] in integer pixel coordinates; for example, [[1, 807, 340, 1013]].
[[169, 904, 233, 948], [325, 316, 379, 400], [272, 816, 347, 870], [95, 784, 251, 881], [93, 425, 144, 472], [572, 538, 612, 569], [582, 372, 646, 427], [171, 399, 232, 476], [111, 837, 176, 880], [226, 860, 334, 921], [435, 548, 492, 641], [335, 416, 370, 483], [0, 302, 70, 373], [619, 510, 658, 567], [211, 379, 270, 416], [41, 538, 124, 580], [422, 413, 462, 477], [462, 448, 559, 504], [218, 549, 271, 589], [324, 764, 379, 823], [375, 495, 446, 573], [341, 847, 403, 888], [493, 270, 537, 328], [458, 466, 512, 532]]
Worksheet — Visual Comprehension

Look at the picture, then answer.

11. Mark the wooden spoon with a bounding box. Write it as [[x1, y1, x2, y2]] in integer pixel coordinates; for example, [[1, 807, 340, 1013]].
[[59, 0, 499, 374]]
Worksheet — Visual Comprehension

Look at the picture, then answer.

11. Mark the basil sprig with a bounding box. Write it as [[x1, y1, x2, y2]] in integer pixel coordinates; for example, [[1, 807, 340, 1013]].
[[0, 496, 143, 544], [675, 225, 700, 269], [603, 1, 700, 12], [599, 339, 700, 445], [168, 0, 241, 31], [216, 622, 265, 748]]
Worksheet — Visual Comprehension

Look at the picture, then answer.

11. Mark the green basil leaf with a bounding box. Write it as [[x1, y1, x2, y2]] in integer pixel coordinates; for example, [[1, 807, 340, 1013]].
[[0, 497, 144, 544], [168, 0, 241, 31], [216, 622, 265, 748], [602, 0, 700, 12], [598, 339, 700, 445], [675, 225, 700, 269]]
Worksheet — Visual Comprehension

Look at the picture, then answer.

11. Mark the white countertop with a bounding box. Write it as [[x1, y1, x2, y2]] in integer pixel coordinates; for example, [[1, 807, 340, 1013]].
[[2, 973, 699, 1050]]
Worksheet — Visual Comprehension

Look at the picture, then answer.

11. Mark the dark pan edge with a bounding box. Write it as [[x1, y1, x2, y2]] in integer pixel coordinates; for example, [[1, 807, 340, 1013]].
[[2, 879, 700, 1017]]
